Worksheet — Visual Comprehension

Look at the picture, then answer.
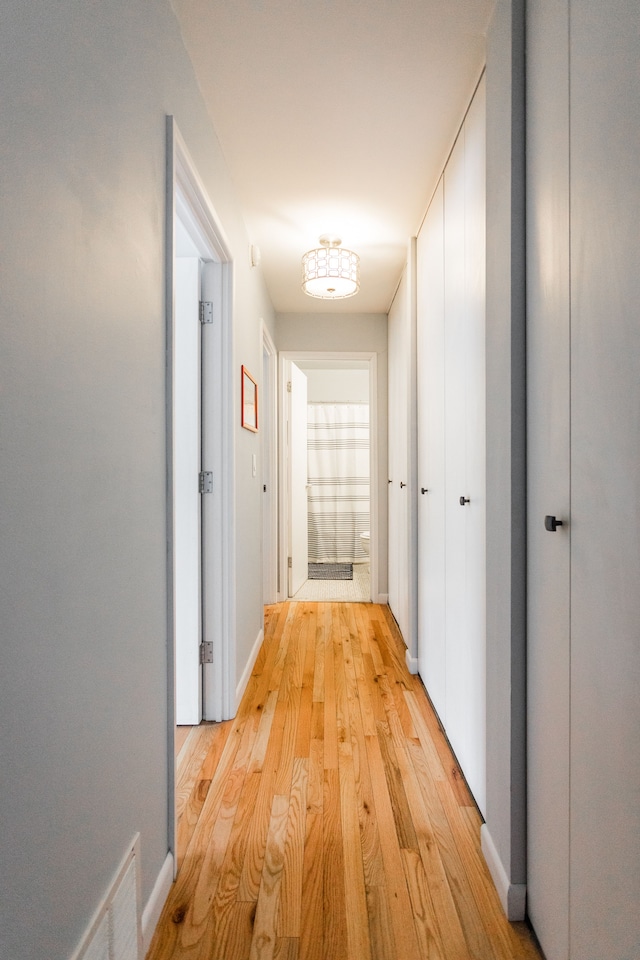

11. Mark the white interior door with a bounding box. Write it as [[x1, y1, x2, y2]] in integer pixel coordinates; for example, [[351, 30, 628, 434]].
[[170, 121, 236, 739], [174, 254, 202, 726], [262, 327, 278, 604], [387, 314, 400, 620], [388, 269, 410, 639], [289, 362, 308, 596], [443, 126, 468, 751], [417, 178, 446, 717], [415, 78, 486, 815], [526, 2, 571, 956], [568, 2, 640, 955], [460, 79, 486, 812]]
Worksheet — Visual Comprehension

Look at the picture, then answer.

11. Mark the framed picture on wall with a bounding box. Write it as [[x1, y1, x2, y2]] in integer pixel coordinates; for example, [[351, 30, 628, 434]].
[[241, 365, 258, 432]]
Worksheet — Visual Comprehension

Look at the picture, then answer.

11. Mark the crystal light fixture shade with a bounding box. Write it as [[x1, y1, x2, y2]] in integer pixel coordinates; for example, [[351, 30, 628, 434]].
[[301, 235, 360, 299]]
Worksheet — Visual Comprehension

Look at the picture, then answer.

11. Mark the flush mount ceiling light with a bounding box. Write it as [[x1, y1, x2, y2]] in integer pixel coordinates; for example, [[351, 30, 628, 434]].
[[301, 234, 360, 299]]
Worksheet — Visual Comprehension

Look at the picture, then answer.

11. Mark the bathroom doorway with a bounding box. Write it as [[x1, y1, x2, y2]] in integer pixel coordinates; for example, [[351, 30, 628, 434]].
[[279, 353, 377, 603]]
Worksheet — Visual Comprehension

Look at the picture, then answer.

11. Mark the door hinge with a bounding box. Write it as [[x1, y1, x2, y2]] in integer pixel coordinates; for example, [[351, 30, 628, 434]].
[[287, 380, 292, 393], [199, 471, 213, 494], [288, 556, 292, 568], [200, 301, 214, 324], [199, 641, 213, 664]]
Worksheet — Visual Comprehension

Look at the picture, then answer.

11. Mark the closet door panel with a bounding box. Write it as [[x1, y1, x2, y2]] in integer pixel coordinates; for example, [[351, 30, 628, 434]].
[[462, 78, 486, 813], [387, 292, 400, 620], [416, 80, 486, 815], [569, 1, 640, 954], [417, 180, 446, 717], [526, 0, 571, 955], [388, 269, 410, 640], [444, 130, 468, 742]]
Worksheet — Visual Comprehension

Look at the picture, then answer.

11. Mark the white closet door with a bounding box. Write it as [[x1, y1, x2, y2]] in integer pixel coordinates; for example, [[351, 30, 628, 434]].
[[417, 179, 446, 717], [444, 90, 487, 814], [526, 2, 571, 956], [443, 128, 469, 746], [387, 290, 400, 620], [416, 79, 486, 814], [388, 270, 410, 640], [460, 77, 486, 813], [528, 5, 640, 956], [568, 1, 640, 955]]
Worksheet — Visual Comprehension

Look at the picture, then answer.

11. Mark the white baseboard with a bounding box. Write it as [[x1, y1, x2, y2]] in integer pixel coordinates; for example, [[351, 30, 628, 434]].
[[375, 593, 389, 604], [480, 824, 526, 921], [142, 851, 174, 954], [405, 649, 419, 675], [236, 628, 264, 709]]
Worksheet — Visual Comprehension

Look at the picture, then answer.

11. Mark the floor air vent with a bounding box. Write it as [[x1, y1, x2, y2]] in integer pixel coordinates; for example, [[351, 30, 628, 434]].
[[72, 836, 142, 960]]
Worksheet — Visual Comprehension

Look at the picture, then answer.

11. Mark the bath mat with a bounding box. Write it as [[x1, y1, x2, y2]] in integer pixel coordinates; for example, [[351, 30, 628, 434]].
[[308, 562, 353, 581]]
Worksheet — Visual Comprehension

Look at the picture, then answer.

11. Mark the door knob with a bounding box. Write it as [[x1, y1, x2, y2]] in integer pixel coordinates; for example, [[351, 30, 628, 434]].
[[421, 487, 428, 494], [544, 515, 563, 532], [459, 496, 470, 506]]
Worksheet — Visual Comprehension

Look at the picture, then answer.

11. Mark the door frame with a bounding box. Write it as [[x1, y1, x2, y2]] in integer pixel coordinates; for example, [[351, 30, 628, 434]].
[[261, 321, 278, 604], [165, 117, 236, 863], [278, 350, 379, 602], [172, 254, 204, 726], [288, 361, 309, 597]]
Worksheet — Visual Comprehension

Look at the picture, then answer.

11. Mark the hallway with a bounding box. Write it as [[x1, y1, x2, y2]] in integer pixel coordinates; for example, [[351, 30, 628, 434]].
[[147, 602, 541, 960]]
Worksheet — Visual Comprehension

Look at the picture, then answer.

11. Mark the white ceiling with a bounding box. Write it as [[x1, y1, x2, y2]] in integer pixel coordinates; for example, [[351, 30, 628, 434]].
[[171, 0, 494, 314]]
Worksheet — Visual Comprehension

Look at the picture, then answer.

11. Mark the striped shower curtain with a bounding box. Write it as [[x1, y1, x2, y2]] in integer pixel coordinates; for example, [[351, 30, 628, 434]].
[[307, 402, 370, 563]]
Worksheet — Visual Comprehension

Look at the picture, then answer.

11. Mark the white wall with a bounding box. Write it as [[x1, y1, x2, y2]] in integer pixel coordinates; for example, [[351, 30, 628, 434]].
[[276, 313, 388, 596], [302, 367, 369, 403], [0, 3, 274, 958]]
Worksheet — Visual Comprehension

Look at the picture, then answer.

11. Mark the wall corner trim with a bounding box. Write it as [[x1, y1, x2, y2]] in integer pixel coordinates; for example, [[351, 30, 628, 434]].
[[236, 628, 264, 709], [142, 850, 174, 954], [405, 649, 419, 675], [480, 824, 526, 921]]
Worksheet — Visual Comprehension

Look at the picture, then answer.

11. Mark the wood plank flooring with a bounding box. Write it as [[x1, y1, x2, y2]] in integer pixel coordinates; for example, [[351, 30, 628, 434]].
[[147, 602, 541, 960]]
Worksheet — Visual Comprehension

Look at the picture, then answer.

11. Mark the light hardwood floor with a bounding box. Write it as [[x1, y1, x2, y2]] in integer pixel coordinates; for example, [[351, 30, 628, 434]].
[[148, 602, 541, 960]]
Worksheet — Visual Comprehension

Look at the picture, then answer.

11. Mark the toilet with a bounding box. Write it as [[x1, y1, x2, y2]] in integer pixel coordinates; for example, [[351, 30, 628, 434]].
[[360, 531, 370, 557]]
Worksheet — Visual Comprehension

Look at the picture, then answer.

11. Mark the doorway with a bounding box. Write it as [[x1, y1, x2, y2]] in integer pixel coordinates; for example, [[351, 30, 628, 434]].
[[173, 223, 204, 726], [261, 322, 278, 604], [279, 352, 377, 603], [166, 117, 236, 862]]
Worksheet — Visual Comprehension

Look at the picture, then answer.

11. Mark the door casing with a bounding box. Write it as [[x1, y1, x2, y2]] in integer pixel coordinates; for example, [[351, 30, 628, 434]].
[[166, 116, 236, 866], [261, 321, 278, 604], [278, 350, 379, 603]]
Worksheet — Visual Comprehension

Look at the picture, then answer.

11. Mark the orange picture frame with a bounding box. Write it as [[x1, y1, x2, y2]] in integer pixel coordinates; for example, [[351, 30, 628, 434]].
[[241, 365, 258, 432]]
